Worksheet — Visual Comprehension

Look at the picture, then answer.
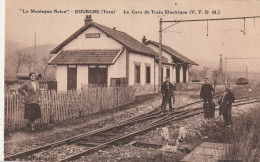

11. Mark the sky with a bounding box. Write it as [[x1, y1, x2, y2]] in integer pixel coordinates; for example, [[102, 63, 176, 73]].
[[0, 0, 260, 160], [4, 0, 260, 73]]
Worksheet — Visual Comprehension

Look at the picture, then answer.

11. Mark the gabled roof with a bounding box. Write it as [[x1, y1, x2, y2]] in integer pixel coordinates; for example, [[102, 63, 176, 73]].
[[145, 40, 198, 66], [50, 21, 158, 57], [49, 49, 121, 65], [155, 56, 173, 65]]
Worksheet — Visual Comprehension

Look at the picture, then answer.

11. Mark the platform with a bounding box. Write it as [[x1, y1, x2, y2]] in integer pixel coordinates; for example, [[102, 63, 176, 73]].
[[180, 142, 232, 162]]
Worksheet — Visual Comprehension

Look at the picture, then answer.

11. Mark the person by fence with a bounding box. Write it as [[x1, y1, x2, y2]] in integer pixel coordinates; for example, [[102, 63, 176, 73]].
[[5, 86, 135, 131], [218, 84, 235, 127], [18, 73, 41, 131]]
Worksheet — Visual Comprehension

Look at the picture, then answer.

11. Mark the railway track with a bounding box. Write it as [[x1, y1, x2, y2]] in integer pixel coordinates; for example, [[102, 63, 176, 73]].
[[5, 95, 260, 161], [59, 97, 260, 162], [5, 98, 202, 161]]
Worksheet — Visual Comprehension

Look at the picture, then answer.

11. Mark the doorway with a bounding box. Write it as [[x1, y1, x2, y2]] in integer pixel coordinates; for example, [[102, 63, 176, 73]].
[[67, 66, 77, 90]]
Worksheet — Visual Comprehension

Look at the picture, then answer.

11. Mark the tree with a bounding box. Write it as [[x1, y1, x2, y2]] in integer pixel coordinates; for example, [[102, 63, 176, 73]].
[[212, 66, 224, 84], [12, 50, 27, 74], [199, 66, 210, 80], [24, 53, 35, 72], [40, 57, 49, 77], [188, 66, 200, 81]]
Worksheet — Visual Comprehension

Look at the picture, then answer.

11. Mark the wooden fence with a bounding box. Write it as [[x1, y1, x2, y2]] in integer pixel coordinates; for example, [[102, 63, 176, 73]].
[[4, 86, 135, 131]]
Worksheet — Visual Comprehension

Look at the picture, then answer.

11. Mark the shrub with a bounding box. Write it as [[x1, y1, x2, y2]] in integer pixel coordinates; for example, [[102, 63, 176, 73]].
[[227, 106, 260, 161]]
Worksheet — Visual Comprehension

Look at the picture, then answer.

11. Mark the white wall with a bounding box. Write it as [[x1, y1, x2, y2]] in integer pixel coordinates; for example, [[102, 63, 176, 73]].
[[163, 65, 174, 83], [147, 44, 172, 63], [64, 27, 123, 50], [107, 49, 126, 86], [186, 68, 189, 82], [154, 63, 176, 85], [129, 53, 154, 85], [155, 62, 158, 85], [180, 66, 183, 83], [56, 65, 67, 92], [147, 44, 176, 84], [56, 26, 125, 90], [172, 67, 176, 83], [162, 65, 166, 82], [77, 65, 88, 89]]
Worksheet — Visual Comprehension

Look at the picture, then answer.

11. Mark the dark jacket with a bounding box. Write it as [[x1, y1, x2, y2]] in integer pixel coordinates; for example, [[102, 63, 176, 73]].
[[200, 84, 214, 98], [18, 81, 40, 104], [218, 90, 235, 105], [161, 81, 175, 96]]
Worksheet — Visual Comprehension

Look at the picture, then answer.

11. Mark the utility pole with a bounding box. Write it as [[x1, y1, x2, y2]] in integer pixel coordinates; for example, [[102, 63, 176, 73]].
[[34, 32, 36, 72], [220, 54, 223, 73], [224, 57, 260, 84], [158, 18, 162, 92], [246, 64, 248, 78], [225, 58, 227, 84], [220, 54, 224, 84], [159, 16, 260, 86]]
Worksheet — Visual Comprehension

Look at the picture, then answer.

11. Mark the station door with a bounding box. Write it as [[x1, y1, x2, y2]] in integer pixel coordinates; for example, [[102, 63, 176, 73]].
[[67, 66, 77, 90]]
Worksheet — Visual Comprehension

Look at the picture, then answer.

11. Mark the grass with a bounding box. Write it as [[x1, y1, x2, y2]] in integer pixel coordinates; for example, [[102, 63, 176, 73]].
[[227, 106, 260, 161], [201, 104, 260, 161]]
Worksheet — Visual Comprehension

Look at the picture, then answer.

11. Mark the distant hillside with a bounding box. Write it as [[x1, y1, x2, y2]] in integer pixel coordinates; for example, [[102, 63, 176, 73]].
[[5, 41, 57, 80], [226, 71, 260, 84]]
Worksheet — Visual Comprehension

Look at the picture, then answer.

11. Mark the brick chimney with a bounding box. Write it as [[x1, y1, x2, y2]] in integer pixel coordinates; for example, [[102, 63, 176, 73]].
[[84, 15, 93, 24], [142, 35, 147, 44]]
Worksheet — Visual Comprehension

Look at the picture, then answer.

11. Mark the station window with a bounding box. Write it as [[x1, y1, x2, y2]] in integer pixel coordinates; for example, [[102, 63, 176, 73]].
[[135, 64, 141, 84], [146, 66, 151, 84], [167, 68, 170, 78]]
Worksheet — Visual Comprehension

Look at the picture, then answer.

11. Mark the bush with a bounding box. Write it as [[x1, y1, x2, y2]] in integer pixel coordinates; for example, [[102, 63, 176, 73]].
[[191, 79, 200, 82], [227, 107, 260, 161]]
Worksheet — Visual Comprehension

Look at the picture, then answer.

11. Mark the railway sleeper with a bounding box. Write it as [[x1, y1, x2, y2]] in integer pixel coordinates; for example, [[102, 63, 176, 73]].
[[94, 132, 117, 137], [75, 141, 101, 147], [108, 137, 134, 146]]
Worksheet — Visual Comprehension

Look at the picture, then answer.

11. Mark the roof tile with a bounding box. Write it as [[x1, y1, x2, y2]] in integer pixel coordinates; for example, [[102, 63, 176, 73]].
[[146, 40, 198, 65], [49, 49, 121, 65], [50, 21, 158, 57]]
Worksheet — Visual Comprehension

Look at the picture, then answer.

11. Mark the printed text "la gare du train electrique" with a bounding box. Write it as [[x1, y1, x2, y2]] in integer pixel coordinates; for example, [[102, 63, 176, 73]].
[[124, 10, 220, 15]]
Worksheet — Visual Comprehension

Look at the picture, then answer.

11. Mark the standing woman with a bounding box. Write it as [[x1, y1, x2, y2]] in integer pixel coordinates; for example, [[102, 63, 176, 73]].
[[18, 73, 41, 131]]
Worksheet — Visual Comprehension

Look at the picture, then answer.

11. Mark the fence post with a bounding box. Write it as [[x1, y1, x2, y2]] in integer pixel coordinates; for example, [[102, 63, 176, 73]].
[[100, 87, 103, 112], [5, 85, 137, 131], [116, 86, 119, 108]]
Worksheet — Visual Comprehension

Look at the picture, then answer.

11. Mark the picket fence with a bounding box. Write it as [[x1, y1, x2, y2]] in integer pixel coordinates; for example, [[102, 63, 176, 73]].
[[4, 86, 135, 131]]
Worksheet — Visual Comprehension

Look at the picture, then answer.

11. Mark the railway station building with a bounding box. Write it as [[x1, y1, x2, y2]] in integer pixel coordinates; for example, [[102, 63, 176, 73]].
[[144, 40, 198, 84], [49, 15, 198, 92]]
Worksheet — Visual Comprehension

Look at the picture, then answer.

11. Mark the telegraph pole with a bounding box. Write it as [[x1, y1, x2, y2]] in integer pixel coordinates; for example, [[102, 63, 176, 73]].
[[34, 32, 36, 72], [158, 18, 162, 91], [159, 16, 260, 86], [225, 58, 227, 84], [225, 57, 260, 84], [220, 54, 223, 72], [246, 64, 248, 78]]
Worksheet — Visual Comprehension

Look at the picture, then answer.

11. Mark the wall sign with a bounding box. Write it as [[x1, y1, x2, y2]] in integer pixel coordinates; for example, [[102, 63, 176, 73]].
[[85, 33, 100, 38]]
